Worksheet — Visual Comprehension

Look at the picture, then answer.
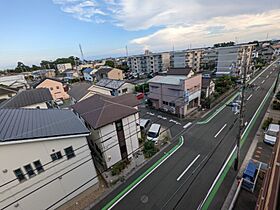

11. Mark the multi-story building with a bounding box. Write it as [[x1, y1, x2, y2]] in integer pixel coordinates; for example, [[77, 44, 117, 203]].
[[72, 93, 140, 169], [170, 51, 187, 68], [57, 63, 72, 73], [200, 48, 218, 71], [148, 70, 202, 118], [0, 109, 98, 210], [216, 44, 255, 77]]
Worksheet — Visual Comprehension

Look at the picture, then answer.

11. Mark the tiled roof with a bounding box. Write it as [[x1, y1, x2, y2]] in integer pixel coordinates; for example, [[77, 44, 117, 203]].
[[72, 93, 138, 129], [0, 109, 89, 142], [32, 77, 63, 88], [0, 88, 53, 108], [0, 86, 17, 96], [83, 68, 94, 74], [96, 66, 113, 74], [96, 78, 125, 90], [68, 82, 92, 101], [148, 75, 187, 85], [167, 68, 192, 76]]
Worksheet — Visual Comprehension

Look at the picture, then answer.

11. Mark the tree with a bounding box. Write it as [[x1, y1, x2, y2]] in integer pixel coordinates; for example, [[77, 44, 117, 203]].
[[14, 62, 30, 73], [214, 41, 235, 48], [105, 60, 115, 68]]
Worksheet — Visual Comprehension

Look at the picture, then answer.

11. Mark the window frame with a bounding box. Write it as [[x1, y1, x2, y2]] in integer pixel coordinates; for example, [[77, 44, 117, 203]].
[[64, 146, 75, 159], [24, 164, 36, 178], [14, 168, 26, 182], [33, 160, 44, 173]]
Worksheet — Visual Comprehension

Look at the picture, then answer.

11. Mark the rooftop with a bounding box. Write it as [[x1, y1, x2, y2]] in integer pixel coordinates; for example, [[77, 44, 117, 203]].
[[0, 109, 89, 142], [96, 78, 125, 90], [0, 88, 53, 108], [32, 77, 63, 88], [202, 78, 212, 88], [167, 68, 192, 76], [148, 75, 187, 85], [0, 86, 17, 96], [83, 68, 95, 74], [68, 82, 92, 101], [72, 93, 138, 129]]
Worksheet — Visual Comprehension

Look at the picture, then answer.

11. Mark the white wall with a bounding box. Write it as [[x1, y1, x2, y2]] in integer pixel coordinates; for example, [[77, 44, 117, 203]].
[[118, 83, 135, 95], [23, 102, 48, 109], [0, 136, 98, 210]]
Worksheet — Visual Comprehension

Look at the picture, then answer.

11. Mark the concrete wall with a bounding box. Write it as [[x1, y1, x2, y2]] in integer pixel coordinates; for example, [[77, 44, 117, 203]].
[[36, 79, 69, 100], [108, 69, 124, 80], [0, 136, 98, 210]]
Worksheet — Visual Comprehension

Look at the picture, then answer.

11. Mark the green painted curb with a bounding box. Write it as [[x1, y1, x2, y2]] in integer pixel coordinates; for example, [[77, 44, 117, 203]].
[[102, 136, 184, 210], [201, 81, 275, 210]]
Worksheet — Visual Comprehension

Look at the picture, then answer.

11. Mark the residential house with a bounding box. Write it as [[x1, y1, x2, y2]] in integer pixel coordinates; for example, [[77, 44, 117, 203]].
[[201, 78, 215, 98], [0, 86, 17, 103], [253, 45, 275, 63], [148, 74, 202, 117], [68, 82, 92, 104], [82, 68, 97, 82], [0, 88, 53, 109], [32, 69, 56, 79], [85, 78, 134, 97], [272, 44, 280, 56], [72, 93, 140, 169], [57, 63, 72, 73], [33, 78, 69, 100], [63, 69, 80, 81], [95, 66, 124, 81], [77, 63, 95, 71], [166, 68, 194, 78], [0, 109, 98, 210], [0, 74, 28, 89]]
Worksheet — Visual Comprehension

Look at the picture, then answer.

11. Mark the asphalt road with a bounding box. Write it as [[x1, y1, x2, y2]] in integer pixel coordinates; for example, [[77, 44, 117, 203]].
[[93, 60, 279, 210]]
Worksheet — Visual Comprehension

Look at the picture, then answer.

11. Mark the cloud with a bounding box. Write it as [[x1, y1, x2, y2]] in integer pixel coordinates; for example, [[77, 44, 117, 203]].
[[130, 9, 280, 50], [53, 0, 107, 22]]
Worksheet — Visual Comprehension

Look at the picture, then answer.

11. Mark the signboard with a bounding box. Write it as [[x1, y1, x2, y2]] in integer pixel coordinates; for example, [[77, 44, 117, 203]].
[[184, 91, 189, 103]]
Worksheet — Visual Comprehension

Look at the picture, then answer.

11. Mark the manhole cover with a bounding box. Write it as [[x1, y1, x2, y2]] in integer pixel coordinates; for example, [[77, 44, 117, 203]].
[[140, 195, 149, 203]]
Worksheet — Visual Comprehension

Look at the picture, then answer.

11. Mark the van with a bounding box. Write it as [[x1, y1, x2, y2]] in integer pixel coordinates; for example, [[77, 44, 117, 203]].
[[147, 124, 161, 142], [264, 123, 280, 145], [139, 119, 151, 133]]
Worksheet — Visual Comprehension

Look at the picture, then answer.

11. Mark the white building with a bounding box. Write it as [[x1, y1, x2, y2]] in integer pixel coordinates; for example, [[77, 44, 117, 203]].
[[0, 109, 98, 210], [72, 93, 140, 169], [57, 63, 72, 73]]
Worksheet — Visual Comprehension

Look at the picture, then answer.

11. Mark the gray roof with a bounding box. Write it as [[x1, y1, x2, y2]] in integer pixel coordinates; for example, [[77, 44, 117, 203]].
[[202, 78, 212, 88], [148, 75, 187, 85], [0, 109, 89, 142], [167, 68, 192, 76], [0, 86, 17, 96], [68, 82, 92, 101], [72, 93, 138, 129], [96, 78, 125, 90], [0, 88, 53, 108], [96, 66, 113, 74]]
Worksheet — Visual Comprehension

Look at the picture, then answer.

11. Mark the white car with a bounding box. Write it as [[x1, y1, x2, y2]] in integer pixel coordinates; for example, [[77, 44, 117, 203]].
[[147, 123, 161, 143], [139, 119, 151, 133], [264, 124, 280, 145], [54, 99, 64, 106]]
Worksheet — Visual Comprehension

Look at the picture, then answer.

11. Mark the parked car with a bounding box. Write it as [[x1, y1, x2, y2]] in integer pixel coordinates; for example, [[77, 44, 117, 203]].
[[136, 92, 145, 100], [147, 123, 161, 143], [264, 123, 280, 145], [54, 99, 64, 106], [139, 119, 151, 133]]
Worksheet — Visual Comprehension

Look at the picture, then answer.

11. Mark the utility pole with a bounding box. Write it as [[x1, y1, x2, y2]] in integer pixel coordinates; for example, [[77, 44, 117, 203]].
[[234, 48, 248, 171], [79, 43, 85, 64]]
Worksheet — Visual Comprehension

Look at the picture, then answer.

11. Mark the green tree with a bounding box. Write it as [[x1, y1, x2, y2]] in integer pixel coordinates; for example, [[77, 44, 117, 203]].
[[105, 60, 115, 68]]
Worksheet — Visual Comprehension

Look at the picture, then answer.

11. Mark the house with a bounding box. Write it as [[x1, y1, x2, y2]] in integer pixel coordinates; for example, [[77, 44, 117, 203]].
[[0, 88, 54, 109], [32, 69, 56, 79], [33, 78, 69, 100], [148, 74, 202, 117], [72, 93, 140, 169], [201, 78, 215, 98], [0, 86, 17, 103], [63, 69, 80, 81], [166, 68, 194, 78], [95, 66, 124, 81], [0, 108, 98, 210], [0, 74, 28, 89], [272, 44, 280, 56], [82, 68, 97, 82], [85, 78, 134, 97], [57, 63, 72, 73], [68, 82, 92, 104]]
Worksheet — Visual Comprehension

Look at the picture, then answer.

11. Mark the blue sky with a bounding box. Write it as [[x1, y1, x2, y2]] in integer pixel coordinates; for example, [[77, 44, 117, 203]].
[[0, 0, 279, 69]]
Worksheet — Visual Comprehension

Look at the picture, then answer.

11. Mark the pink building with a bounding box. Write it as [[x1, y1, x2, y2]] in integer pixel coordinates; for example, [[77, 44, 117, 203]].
[[148, 73, 202, 117]]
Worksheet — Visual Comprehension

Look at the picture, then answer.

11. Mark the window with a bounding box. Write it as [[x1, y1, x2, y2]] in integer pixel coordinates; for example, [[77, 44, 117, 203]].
[[64, 146, 75, 159], [14, 168, 26, 182], [163, 101, 168, 105], [50, 151, 63, 161], [56, 86, 59, 89], [169, 102, 175, 107], [33, 160, 44, 173], [24, 164, 35, 178], [115, 120, 123, 131], [50, 87, 53, 91], [122, 88, 128, 93]]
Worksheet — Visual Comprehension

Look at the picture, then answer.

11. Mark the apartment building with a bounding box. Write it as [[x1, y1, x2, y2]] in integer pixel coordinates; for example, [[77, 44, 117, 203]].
[[200, 48, 218, 71], [0, 109, 98, 210], [148, 72, 202, 117], [57, 63, 72, 73], [72, 93, 140, 169], [216, 44, 255, 76]]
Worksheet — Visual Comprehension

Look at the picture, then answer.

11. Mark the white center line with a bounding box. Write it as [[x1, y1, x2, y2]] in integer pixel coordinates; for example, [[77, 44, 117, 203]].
[[214, 124, 227, 138], [256, 86, 260, 91], [261, 80, 265, 84], [266, 75, 269, 79], [177, 154, 200, 181], [247, 94, 252, 101], [183, 122, 192, 129]]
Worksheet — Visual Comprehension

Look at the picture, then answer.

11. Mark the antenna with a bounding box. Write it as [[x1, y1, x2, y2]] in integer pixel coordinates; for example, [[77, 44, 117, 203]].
[[79, 43, 85, 63], [266, 33, 269, 40], [125, 45, 128, 57]]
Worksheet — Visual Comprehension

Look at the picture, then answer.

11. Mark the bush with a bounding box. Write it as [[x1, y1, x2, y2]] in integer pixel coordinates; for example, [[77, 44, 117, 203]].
[[262, 117, 273, 130], [111, 161, 126, 176], [276, 91, 280, 101], [143, 141, 158, 158], [273, 100, 280, 110], [135, 83, 149, 93]]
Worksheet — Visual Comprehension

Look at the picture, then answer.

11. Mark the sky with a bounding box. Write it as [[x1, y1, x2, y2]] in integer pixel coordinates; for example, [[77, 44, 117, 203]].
[[0, 0, 280, 69]]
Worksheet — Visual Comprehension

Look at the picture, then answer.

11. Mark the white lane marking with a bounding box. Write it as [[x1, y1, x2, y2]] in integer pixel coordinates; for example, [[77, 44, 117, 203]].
[[270, 71, 272, 74], [169, 119, 181, 125], [183, 122, 192, 129], [177, 154, 201, 181], [147, 112, 155, 116], [247, 94, 252, 101], [244, 121, 248, 126], [266, 75, 269, 79], [107, 137, 184, 210], [234, 111, 239, 115], [214, 124, 227, 138], [261, 80, 265, 84], [157, 115, 167, 120], [256, 86, 260, 91]]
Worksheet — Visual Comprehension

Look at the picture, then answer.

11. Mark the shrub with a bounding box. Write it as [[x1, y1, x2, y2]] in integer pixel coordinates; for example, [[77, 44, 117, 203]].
[[143, 141, 158, 158], [272, 100, 280, 110], [111, 161, 126, 176], [262, 117, 273, 130]]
